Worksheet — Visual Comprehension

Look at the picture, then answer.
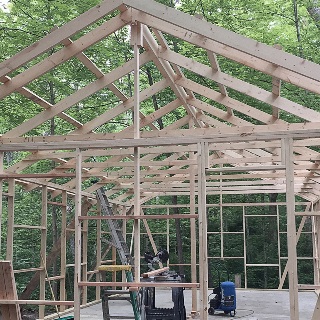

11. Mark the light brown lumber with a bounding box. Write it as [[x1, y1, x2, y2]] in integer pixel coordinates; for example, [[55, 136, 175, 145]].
[[159, 50, 320, 122], [0, 173, 76, 178], [0, 13, 129, 101], [3, 51, 152, 138], [126, 1, 320, 82], [295, 211, 320, 216], [0, 300, 74, 305], [19, 200, 92, 300], [3, 122, 320, 150], [143, 25, 203, 128], [131, 9, 320, 95], [206, 165, 286, 172], [79, 214, 199, 220], [0, 0, 124, 78], [0, 261, 22, 320], [284, 138, 299, 319], [79, 281, 199, 288], [142, 267, 169, 278], [177, 78, 276, 125]]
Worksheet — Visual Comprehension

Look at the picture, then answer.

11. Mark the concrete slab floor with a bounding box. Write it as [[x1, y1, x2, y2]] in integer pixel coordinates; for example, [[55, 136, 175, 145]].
[[64, 289, 317, 320]]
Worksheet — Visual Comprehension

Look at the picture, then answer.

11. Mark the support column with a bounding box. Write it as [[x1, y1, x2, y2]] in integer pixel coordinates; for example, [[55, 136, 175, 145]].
[[283, 137, 299, 320], [198, 142, 208, 320], [6, 178, 15, 261], [39, 186, 48, 319], [74, 148, 82, 320], [60, 190, 67, 312], [189, 150, 198, 315], [131, 20, 142, 280], [0, 152, 3, 257]]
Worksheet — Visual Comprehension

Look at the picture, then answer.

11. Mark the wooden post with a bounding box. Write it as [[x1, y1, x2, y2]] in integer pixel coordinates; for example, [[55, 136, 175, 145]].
[[39, 186, 48, 319], [0, 152, 3, 256], [96, 199, 102, 300], [60, 190, 67, 312], [198, 142, 208, 320], [243, 206, 248, 289], [131, 20, 142, 281], [82, 203, 88, 305], [6, 178, 15, 261], [189, 150, 198, 315], [74, 148, 82, 320], [283, 137, 299, 320]]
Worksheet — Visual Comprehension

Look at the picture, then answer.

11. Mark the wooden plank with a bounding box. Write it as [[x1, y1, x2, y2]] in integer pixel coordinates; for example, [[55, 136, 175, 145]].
[[3, 122, 320, 150], [0, 300, 73, 305], [74, 149, 82, 320], [198, 142, 208, 320], [3, 51, 152, 138], [79, 214, 199, 220], [0, 261, 22, 320], [0, 152, 3, 255], [0, 0, 124, 78], [141, 267, 169, 278], [295, 211, 320, 216], [79, 281, 199, 288], [0, 78, 82, 128], [73, 77, 168, 135], [126, 0, 320, 82], [0, 13, 129, 101], [131, 9, 320, 95], [6, 179, 15, 261], [143, 26, 203, 128], [284, 138, 299, 319], [159, 50, 320, 122], [206, 165, 286, 172], [176, 77, 275, 125]]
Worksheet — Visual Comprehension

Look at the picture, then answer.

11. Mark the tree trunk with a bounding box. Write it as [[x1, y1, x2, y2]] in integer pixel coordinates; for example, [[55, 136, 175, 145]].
[[307, 0, 320, 30]]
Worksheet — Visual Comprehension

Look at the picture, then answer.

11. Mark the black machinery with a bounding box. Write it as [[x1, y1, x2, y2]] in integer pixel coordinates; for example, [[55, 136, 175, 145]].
[[208, 263, 236, 317], [140, 270, 186, 320], [140, 250, 186, 320]]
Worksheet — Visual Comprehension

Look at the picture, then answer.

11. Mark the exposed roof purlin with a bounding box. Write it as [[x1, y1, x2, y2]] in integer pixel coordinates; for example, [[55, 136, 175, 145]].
[[124, 0, 320, 82], [131, 9, 320, 96], [142, 26, 204, 128], [0, 0, 125, 79]]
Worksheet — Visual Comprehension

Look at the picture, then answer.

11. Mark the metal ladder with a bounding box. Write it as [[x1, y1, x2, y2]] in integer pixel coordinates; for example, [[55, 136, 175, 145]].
[[96, 188, 140, 320]]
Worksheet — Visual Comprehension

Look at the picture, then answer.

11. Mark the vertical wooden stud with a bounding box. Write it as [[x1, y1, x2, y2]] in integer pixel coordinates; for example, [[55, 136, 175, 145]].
[[189, 150, 198, 314], [6, 178, 15, 261], [132, 21, 141, 281], [96, 199, 102, 300], [82, 201, 88, 305], [39, 186, 48, 319], [198, 142, 208, 320], [0, 152, 3, 256], [283, 137, 299, 320], [74, 148, 82, 320], [60, 190, 67, 312]]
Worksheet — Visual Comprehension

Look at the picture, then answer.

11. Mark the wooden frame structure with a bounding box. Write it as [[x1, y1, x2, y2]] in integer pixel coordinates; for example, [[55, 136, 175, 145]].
[[1, 0, 320, 319]]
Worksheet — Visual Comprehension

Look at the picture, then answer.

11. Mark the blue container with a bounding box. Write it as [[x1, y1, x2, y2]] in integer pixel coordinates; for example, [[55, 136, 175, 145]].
[[220, 281, 236, 313]]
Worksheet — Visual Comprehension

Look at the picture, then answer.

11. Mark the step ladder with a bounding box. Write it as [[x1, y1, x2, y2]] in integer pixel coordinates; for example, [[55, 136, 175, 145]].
[[96, 188, 133, 266], [96, 188, 140, 320]]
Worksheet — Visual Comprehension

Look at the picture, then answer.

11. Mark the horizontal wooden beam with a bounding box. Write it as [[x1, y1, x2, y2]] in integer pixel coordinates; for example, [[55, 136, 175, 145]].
[[295, 211, 320, 216], [206, 165, 286, 173], [79, 214, 199, 220], [0, 173, 76, 179], [79, 281, 199, 288], [2, 123, 320, 151], [0, 300, 74, 305]]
